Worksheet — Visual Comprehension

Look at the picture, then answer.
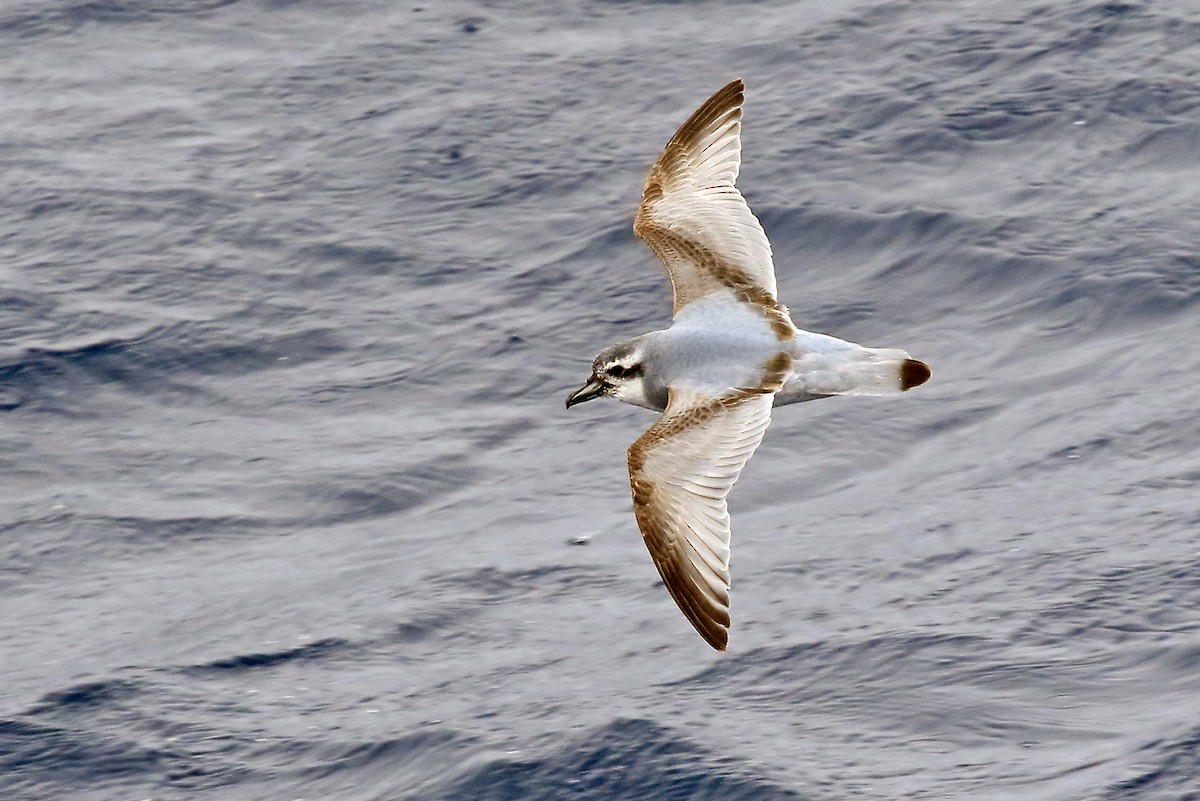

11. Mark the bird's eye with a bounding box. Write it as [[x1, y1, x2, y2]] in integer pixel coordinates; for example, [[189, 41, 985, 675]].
[[608, 363, 641, 379]]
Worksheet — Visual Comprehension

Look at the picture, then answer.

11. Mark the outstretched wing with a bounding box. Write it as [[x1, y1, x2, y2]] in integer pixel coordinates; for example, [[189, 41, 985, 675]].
[[626, 354, 791, 651], [634, 79, 779, 316]]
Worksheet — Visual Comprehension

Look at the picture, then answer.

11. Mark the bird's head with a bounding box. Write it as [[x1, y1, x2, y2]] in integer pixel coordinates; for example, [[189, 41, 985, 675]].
[[565, 339, 650, 409]]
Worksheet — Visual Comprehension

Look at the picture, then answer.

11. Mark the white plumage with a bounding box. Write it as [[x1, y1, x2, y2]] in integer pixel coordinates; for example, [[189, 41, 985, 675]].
[[567, 79, 930, 651]]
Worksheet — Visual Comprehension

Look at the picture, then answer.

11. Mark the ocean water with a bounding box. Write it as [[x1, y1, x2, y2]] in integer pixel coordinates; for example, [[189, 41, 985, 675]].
[[3, 1, 1200, 798]]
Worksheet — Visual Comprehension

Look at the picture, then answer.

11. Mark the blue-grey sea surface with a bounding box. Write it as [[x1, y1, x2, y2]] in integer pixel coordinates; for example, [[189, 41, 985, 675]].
[[3, 1, 1200, 799]]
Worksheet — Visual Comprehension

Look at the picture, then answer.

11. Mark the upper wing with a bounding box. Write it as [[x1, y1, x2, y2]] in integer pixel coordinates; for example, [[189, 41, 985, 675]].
[[627, 354, 790, 651], [634, 79, 778, 316]]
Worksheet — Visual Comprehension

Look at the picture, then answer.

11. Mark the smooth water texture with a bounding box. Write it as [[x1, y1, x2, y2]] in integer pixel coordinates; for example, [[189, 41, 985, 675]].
[[3, 1, 1200, 799]]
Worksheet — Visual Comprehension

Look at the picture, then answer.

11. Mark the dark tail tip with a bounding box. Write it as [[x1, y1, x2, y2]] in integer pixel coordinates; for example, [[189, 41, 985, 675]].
[[900, 359, 931, 391]]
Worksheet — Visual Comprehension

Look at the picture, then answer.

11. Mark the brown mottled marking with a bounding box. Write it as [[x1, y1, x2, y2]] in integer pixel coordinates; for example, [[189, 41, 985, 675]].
[[636, 221, 796, 339]]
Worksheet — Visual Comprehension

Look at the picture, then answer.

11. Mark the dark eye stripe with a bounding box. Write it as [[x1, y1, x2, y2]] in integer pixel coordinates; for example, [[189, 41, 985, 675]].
[[609, 363, 642, 379]]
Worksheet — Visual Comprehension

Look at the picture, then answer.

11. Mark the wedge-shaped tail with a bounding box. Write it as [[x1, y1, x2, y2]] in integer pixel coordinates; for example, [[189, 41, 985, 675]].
[[775, 335, 930, 406]]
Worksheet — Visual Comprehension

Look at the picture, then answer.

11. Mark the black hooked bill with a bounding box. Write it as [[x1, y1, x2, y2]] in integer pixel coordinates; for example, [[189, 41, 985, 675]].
[[565, 376, 606, 408]]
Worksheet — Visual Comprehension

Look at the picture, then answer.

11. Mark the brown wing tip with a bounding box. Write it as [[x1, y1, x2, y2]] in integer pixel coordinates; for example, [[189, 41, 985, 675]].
[[663, 79, 745, 153], [719, 77, 744, 103], [631, 478, 733, 653], [702, 78, 745, 122], [900, 359, 931, 391], [693, 79, 745, 116], [685, 605, 729, 651]]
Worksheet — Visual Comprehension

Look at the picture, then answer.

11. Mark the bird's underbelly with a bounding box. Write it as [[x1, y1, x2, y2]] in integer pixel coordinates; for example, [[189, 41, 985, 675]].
[[649, 294, 801, 400], [656, 324, 785, 396]]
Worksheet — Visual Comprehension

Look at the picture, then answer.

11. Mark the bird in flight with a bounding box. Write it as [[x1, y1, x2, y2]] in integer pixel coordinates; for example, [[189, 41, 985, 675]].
[[566, 79, 930, 651]]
